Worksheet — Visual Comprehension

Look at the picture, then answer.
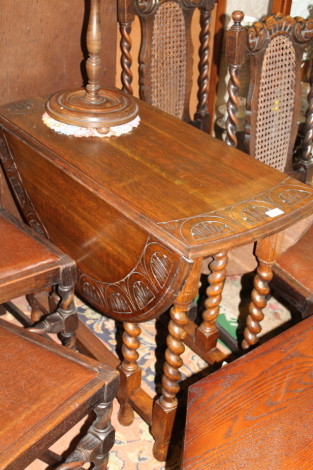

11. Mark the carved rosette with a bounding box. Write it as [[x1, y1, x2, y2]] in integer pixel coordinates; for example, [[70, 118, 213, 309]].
[[0, 129, 51, 240], [158, 179, 313, 245], [76, 238, 190, 322], [248, 14, 313, 53]]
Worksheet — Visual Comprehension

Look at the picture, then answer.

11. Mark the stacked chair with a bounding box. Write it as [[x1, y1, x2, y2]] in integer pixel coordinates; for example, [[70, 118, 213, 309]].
[[0, 208, 119, 469]]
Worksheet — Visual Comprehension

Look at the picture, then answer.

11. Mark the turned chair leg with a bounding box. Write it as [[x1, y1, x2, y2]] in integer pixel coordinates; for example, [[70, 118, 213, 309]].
[[26, 291, 50, 322], [242, 232, 284, 349], [28, 270, 78, 349], [117, 322, 142, 426], [151, 259, 202, 462], [56, 373, 119, 470], [195, 251, 228, 351]]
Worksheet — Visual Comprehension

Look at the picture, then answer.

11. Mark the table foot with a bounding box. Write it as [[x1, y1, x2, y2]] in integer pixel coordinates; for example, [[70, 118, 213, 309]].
[[117, 322, 142, 426], [151, 399, 177, 461]]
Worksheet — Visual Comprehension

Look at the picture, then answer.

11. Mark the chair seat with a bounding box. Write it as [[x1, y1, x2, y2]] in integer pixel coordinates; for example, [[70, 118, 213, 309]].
[[0, 214, 59, 277], [182, 315, 313, 469], [0, 208, 76, 305], [0, 318, 118, 470], [272, 223, 313, 317]]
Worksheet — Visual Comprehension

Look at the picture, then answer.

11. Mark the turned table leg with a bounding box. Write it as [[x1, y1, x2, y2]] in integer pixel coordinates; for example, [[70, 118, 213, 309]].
[[151, 259, 202, 461], [117, 322, 142, 426], [195, 251, 228, 351], [242, 232, 284, 349]]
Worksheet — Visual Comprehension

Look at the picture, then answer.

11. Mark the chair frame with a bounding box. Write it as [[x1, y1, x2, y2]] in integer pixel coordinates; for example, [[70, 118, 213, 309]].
[[117, 0, 215, 132], [225, 11, 313, 183]]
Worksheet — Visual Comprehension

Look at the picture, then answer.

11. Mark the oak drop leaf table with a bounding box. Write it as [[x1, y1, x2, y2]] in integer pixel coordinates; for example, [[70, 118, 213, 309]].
[[0, 97, 313, 461]]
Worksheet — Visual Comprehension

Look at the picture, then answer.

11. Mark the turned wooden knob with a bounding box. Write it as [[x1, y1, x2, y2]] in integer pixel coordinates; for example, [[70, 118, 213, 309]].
[[232, 11, 245, 26]]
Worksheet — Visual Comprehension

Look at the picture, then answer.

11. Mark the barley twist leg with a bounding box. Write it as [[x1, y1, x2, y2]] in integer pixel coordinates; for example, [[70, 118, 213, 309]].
[[196, 251, 228, 351], [151, 259, 202, 461], [242, 233, 284, 349], [117, 322, 142, 425], [242, 260, 273, 349]]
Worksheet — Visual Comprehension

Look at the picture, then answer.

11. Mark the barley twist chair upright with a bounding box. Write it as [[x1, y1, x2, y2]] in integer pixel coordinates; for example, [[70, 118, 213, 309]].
[[117, 0, 216, 132]]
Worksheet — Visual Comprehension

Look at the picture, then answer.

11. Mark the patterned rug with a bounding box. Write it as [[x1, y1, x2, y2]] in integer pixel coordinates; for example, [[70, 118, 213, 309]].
[[8, 274, 297, 470]]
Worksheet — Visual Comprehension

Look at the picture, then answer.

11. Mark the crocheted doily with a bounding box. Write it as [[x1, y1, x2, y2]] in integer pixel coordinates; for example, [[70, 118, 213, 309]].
[[42, 112, 140, 137]]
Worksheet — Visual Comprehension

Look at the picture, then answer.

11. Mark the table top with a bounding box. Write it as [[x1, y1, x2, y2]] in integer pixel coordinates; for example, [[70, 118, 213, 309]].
[[1, 97, 313, 258], [0, 96, 313, 321]]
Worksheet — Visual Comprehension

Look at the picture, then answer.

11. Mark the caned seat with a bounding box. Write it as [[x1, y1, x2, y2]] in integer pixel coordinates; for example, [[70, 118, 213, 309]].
[[0, 318, 119, 470]]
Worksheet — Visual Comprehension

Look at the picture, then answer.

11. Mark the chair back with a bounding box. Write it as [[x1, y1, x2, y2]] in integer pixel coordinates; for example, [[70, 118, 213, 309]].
[[225, 11, 313, 183], [117, 0, 215, 132]]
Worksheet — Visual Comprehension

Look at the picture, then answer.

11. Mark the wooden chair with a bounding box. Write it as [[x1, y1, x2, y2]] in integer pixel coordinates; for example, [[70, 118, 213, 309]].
[[216, 11, 313, 347], [0, 207, 119, 469], [117, 0, 215, 132], [0, 207, 78, 347], [225, 11, 313, 182], [0, 318, 119, 470], [182, 314, 313, 469]]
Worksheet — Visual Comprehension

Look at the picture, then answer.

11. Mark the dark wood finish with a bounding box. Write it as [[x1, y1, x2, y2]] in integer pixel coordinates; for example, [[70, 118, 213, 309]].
[[272, 223, 313, 318], [47, 0, 138, 133], [225, 12, 313, 178], [182, 315, 313, 469], [0, 0, 117, 106], [270, 0, 292, 14], [0, 318, 119, 470], [207, 0, 227, 134], [117, 0, 215, 132], [224, 11, 313, 329], [1, 97, 313, 460], [0, 208, 78, 348]]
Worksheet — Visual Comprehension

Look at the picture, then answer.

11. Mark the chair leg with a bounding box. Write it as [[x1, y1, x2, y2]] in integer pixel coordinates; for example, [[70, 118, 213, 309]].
[[28, 283, 78, 349], [57, 284, 78, 349], [56, 389, 117, 469], [26, 291, 50, 322], [242, 232, 284, 349]]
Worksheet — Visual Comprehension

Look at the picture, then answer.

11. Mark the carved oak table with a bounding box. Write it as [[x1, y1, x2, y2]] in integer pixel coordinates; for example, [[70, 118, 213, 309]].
[[0, 97, 313, 461]]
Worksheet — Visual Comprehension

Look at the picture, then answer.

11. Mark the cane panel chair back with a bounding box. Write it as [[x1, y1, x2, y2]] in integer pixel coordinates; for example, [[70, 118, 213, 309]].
[[117, 0, 215, 132], [225, 11, 313, 183]]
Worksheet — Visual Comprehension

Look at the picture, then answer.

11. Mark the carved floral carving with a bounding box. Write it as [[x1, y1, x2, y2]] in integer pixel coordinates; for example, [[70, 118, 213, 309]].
[[76, 237, 182, 322], [241, 205, 270, 225], [248, 14, 313, 53], [135, 0, 206, 16], [158, 179, 313, 245], [0, 130, 51, 240]]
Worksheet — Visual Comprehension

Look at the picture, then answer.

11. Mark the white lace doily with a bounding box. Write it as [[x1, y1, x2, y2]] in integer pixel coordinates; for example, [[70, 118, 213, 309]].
[[42, 112, 140, 137]]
